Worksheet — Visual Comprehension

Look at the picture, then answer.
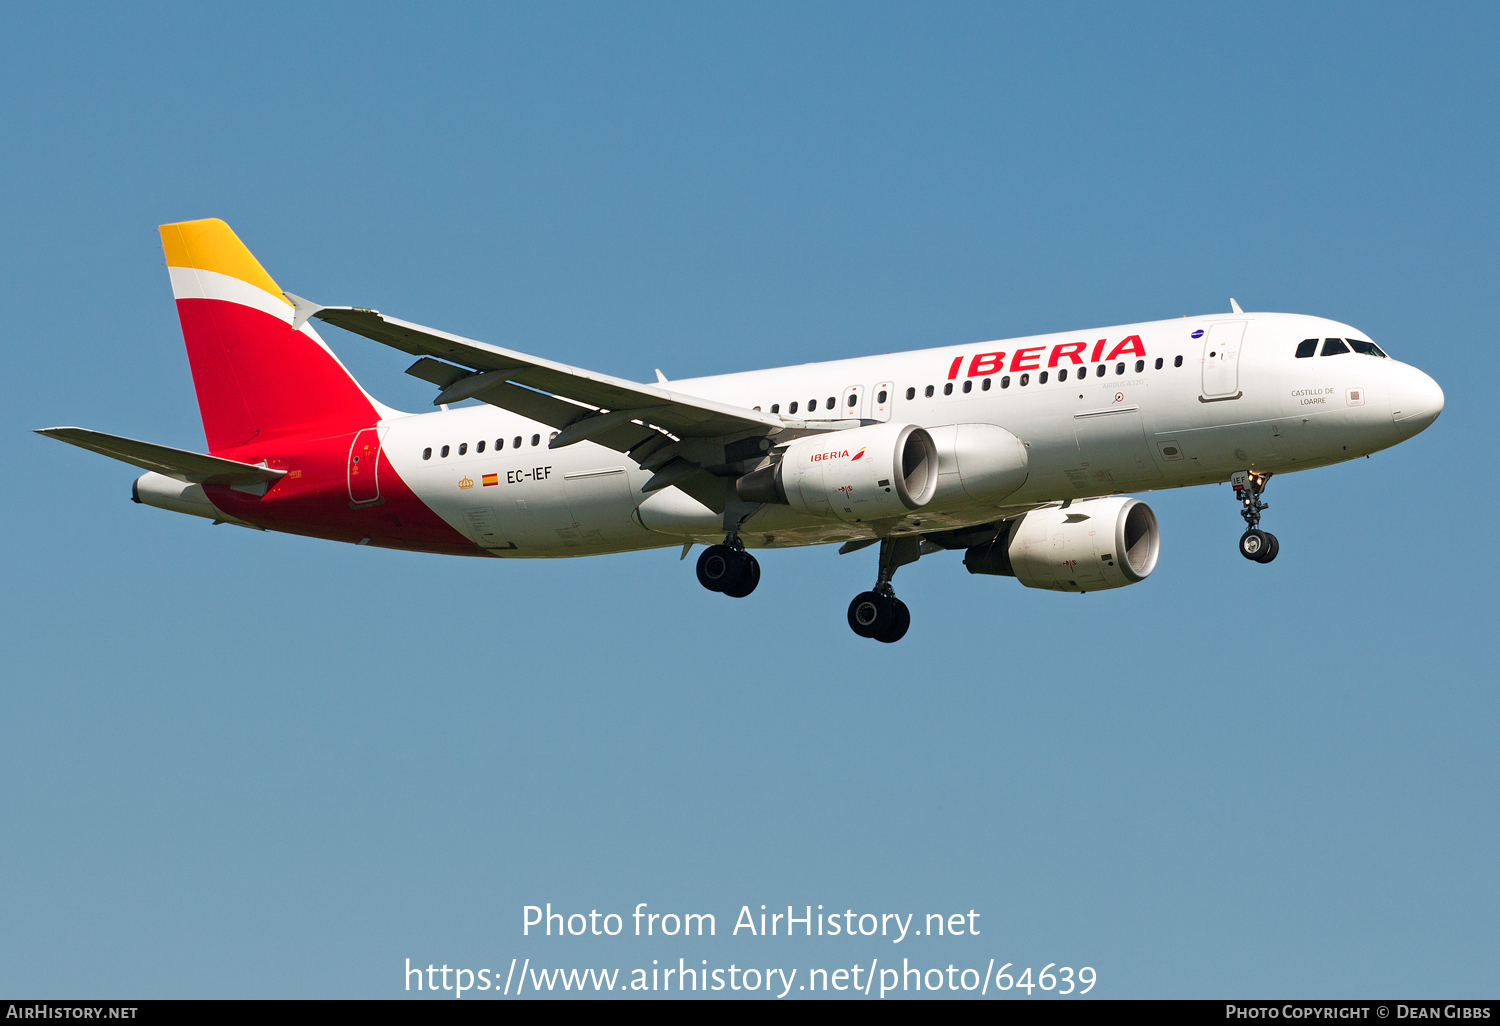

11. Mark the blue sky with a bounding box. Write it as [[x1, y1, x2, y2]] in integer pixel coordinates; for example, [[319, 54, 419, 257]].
[[1, 1, 1495, 999]]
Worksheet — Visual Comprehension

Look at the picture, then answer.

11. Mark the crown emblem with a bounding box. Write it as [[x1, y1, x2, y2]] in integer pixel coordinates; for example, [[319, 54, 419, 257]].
[[458, 476, 474, 489]]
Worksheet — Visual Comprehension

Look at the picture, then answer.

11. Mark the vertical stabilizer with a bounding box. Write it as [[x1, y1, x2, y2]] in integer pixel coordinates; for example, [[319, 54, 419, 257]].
[[160, 219, 387, 452]]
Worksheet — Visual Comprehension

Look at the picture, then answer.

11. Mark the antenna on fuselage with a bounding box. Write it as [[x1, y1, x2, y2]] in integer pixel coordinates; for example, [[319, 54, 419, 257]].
[[1230, 298, 1244, 314]]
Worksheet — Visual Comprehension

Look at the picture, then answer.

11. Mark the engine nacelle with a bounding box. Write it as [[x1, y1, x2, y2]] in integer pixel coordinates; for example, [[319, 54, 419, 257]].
[[964, 496, 1160, 592], [737, 422, 938, 522]]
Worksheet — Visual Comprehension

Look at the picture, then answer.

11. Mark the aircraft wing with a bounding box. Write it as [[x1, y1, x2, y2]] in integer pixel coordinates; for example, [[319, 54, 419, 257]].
[[35, 427, 287, 485], [298, 301, 785, 450]]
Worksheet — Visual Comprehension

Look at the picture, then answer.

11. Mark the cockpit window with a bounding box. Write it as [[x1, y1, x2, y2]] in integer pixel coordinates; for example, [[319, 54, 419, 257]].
[[1347, 338, 1388, 358], [1295, 338, 1318, 358], [1321, 338, 1350, 356]]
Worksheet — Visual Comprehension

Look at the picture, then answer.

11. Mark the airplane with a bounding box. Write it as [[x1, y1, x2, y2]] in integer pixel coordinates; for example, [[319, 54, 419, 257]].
[[38, 219, 1444, 643]]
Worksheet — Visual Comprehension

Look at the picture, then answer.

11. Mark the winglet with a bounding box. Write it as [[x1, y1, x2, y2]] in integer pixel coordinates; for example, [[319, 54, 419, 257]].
[[1230, 298, 1244, 314], [282, 292, 325, 330]]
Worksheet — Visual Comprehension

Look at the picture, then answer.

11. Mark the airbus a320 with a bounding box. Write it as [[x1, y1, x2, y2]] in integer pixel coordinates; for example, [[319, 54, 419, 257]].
[[39, 219, 1445, 642]]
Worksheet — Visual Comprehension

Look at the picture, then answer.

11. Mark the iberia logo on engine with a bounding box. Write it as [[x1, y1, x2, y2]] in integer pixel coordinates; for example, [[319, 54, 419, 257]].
[[811, 449, 850, 462]]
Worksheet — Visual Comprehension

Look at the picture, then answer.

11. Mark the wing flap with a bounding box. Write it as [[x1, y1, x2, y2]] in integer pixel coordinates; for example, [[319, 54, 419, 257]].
[[36, 427, 287, 485]]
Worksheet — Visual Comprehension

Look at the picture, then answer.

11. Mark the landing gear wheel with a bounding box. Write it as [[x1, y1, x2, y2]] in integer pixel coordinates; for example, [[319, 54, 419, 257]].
[[696, 544, 743, 592], [1233, 472, 1279, 565], [1239, 530, 1270, 561], [721, 553, 760, 597], [847, 591, 894, 638], [873, 598, 910, 643]]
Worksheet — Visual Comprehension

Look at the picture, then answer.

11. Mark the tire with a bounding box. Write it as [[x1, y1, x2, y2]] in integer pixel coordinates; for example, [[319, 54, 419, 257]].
[[1255, 532, 1279, 564], [873, 598, 910, 643], [696, 544, 744, 592], [1239, 530, 1270, 561], [847, 591, 892, 638], [722, 553, 760, 597]]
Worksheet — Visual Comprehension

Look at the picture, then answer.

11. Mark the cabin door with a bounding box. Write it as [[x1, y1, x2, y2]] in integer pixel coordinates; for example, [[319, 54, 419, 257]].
[[348, 428, 382, 504], [1201, 321, 1247, 400]]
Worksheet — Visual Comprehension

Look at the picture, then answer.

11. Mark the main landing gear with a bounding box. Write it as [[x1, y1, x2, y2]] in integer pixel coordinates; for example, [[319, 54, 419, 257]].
[[1234, 470, 1279, 564], [847, 536, 920, 644], [696, 483, 763, 598], [696, 540, 761, 598]]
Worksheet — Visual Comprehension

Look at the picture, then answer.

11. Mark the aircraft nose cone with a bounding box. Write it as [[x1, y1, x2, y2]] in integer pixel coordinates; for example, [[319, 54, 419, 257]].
[[1391, 367, 1444, 435]]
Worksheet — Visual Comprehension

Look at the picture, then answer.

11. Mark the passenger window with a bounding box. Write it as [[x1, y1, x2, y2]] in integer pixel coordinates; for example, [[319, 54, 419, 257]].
[[458, 442, 467, 455], [1347, 338, 1387, 357], [924, 385, 934, 398], [549, 432, 558, 442], [808, 398, 818, 411], [1154, 358, 1163, 369], [1174, 355, 1183, 367], [1059, 368, 1068, 381], [789, 401, 798, 414], [877, 390, 888, 403], [423, 447, 432, 460], [496, 438, 505, 449], [1295, 338, 1318, 358], [827, 396, 835, 408], [1001, 375, 1011, 388], [962, 379, 972, 393], [904, 388, 914, 400], [441, 445, 450, 458], [1019, 373, 1029, 386], [476, 440, 485, 453], [753, 406, 761, 411], [1115, 362, 1125, 375], [847, 394, 857, 407], [531, 434, 540, 446], [1039, 371, 1048, 384], [1096, 364, 1106, 377], [943, 383, 953, 395], [771, 404, 780, 413], [1135, 360, 1144, 373], [513, 436, 522, 448], [1321, 338, 1350, 356], [981, 377, 991, 390]]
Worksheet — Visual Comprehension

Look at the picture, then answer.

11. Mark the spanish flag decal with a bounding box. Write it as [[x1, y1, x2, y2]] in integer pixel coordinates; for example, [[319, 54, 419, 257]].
[[482, 473, 498, 487]]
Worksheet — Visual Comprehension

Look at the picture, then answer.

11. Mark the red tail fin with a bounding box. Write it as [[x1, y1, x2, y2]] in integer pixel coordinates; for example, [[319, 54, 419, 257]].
[[160, 219, 382, 453]]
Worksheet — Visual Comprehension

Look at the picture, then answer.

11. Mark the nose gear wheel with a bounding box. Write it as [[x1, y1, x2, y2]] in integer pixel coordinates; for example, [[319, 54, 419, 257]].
[[1233, 471, 1279, 564], [1239, 529, 1279, 563]]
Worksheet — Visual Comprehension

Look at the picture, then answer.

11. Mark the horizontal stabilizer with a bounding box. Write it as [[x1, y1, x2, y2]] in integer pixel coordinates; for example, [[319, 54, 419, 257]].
[[35, 427, 287, 486]]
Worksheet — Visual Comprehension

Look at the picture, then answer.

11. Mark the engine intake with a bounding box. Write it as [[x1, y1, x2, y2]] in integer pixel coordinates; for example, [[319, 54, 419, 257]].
[[965, 496, 1160, 592], [737, 422, 938, 522]]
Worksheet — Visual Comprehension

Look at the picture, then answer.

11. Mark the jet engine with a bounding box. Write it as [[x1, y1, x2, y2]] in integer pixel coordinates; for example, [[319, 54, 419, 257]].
[[964, 496, 1160, 592], [736, 421, 939, 522]]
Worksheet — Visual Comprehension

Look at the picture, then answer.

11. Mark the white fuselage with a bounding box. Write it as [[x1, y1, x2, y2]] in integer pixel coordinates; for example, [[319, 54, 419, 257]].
[[380, 311, 1442, 557]]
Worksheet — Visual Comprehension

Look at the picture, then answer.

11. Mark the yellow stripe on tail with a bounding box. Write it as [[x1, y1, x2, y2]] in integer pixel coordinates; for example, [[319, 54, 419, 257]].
[[159, 218, 289, 305]]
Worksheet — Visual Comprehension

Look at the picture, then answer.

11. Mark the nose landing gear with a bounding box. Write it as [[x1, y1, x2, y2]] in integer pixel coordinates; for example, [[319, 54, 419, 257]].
[[846, 536, 920, 643], [1234, 471, 1279, 563]]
